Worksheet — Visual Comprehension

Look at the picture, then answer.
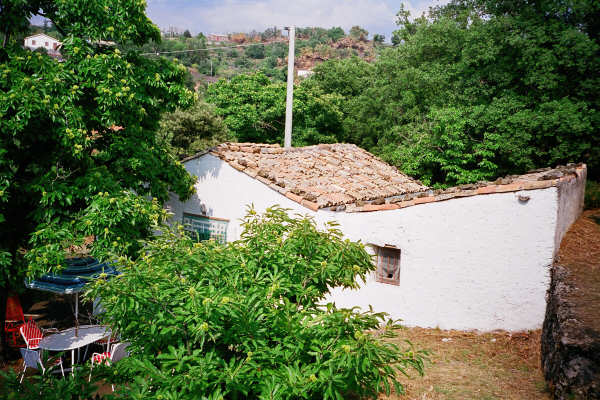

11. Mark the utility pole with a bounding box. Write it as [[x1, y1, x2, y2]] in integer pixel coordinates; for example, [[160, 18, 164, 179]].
[[284, 26, 295, 149]]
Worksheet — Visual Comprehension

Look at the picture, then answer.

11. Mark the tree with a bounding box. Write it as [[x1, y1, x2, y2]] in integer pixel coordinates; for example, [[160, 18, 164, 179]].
[[86, 207, 427, 399], [307, 57, 376, 147], [158, 100, 230, 159], [349, 26, 369, 41], [0, 0, 195, 357], [327, 27, 345, 42], [310, 2, 599, 185], [205, 72, 343, 145], [391, 4, 424, 45], [183, 29, 192, 38], [266, 41, 287, 59], [234, 56, 252, 68], [261, 26, 281, 41], [373, 34, 385, 44], [245, 43, 265, 59]]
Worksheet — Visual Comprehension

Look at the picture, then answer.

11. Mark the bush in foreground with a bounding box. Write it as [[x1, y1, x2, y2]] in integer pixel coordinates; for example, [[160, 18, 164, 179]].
[[87, 206, 427, 399]]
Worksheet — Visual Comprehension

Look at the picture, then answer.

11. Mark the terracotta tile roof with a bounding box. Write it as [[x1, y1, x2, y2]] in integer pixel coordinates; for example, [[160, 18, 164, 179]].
[[183, 143, 586, 213], [203, 142, 427, 209]]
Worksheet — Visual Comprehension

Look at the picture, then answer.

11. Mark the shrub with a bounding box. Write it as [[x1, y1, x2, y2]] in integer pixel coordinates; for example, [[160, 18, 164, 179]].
[[245, 44, 265, 59], [585, 180, 600, 210], [88, 207, 427, 399], [0, 363, 99, 400]]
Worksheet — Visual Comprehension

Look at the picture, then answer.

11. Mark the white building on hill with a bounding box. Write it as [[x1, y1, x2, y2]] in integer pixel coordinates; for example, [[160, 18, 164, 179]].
[[24, 33, 61, 53], [166, 142, 586, 332]]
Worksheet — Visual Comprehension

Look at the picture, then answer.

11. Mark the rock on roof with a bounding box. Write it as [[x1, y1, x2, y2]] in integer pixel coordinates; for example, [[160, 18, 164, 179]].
[[183, 142, 586, 213]]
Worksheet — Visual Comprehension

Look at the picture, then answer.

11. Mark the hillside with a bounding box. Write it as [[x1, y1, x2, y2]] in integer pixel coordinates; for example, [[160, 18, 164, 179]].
[[125, 26, 384, 86]]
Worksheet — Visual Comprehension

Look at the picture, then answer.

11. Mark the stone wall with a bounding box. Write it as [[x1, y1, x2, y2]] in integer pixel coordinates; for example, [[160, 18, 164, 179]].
[[542, 265, 600, 399]]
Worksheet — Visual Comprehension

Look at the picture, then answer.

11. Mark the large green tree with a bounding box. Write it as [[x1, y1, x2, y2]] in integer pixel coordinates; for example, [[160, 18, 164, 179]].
[[0, 0, 195, 357], [308, 1, 599, 186], [205, 72, 344, 146], [84, 207, 426, 399]]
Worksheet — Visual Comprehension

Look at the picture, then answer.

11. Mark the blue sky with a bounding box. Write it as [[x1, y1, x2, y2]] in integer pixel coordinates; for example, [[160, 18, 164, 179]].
[[145, 0, 448, 40]]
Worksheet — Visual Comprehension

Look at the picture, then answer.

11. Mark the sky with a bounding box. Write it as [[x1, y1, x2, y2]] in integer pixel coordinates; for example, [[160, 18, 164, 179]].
[[145, 0, 449, 40]]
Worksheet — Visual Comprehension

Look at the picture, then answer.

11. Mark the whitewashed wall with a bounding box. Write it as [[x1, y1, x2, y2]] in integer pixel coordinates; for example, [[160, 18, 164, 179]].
[[554, 168, 586, 255], [24, 35, 60, 51], [166, 154, 563, 331]]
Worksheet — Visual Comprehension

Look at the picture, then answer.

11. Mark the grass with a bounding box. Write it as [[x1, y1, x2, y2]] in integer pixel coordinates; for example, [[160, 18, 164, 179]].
[[381, 327, 550, 400]]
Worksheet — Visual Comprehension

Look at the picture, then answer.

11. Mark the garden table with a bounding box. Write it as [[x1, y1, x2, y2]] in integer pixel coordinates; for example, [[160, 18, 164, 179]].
[[39, 325, 111, 375]]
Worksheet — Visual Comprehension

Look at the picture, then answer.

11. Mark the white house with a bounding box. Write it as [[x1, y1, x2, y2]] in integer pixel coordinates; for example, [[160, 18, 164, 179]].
[[207, 33, 229, 43], [24, 33, 61, 53], [297, 69, 314, 79], [165, 142, 586, 332]]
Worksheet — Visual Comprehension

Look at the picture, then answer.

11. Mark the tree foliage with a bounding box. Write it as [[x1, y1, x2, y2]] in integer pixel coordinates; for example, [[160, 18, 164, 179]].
[[245, 44, 265, 59], [85, 207, 427, 399], [349, 26, 369, 41], [0, 0, 195, 344], [158, 100, 231, 159], [307, 1, 600, 185], [1, 360, 101, 399], [121, 35, 212, 73], [205, 72, 344, 145]]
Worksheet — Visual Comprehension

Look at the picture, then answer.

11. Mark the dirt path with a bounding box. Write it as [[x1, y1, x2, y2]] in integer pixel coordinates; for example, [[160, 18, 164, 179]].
[[383, 327, 550, 400]]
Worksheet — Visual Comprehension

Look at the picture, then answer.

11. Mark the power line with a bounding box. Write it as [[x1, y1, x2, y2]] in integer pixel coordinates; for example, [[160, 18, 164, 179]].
[[140, 40, 287, 56]]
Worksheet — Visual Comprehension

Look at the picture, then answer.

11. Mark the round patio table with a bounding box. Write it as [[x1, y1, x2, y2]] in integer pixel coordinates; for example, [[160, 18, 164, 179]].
[[39, 325, 111, 374]]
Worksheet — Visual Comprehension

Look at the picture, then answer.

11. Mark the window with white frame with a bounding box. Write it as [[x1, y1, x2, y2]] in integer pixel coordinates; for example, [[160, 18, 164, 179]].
[[182, 213, 228, 243], [375, 245, 401, 285]]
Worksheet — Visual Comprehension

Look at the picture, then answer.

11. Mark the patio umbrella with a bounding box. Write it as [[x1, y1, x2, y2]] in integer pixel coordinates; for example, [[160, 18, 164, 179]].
[[25, 257, 118, 335]]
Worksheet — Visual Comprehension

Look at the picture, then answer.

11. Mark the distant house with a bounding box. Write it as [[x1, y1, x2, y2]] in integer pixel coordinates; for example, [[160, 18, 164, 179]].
[[297, 69, 314, 78], [166, 142, 587, 332], [207, 33, 228, 42], [24, 33, 61, 53]]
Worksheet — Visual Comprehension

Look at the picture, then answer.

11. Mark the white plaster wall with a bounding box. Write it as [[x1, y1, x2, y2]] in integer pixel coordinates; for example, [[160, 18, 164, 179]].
[[166, 154, 560, 331], [324, 189, 558, 332], [165, 154, 310, 241], [554, 170, 586, 255], [24, 36, 59, 51]]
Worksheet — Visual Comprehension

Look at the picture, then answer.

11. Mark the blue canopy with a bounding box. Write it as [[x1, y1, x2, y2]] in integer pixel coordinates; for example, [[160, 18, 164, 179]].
[[25, 257, 119, 294]]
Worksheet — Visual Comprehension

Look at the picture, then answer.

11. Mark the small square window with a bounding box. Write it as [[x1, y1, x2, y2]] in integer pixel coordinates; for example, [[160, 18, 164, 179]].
[[32, 40, 36, 45], [376, 245, 401, 285], [45, 42, 49, 46], [182, 213, 228, 243]]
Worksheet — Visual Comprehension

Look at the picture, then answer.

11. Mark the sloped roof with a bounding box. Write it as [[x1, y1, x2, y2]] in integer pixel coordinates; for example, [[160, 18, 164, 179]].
[[187, 142, 427, 210], [24, 33, 61, 42], [183, 142, 586, 213]]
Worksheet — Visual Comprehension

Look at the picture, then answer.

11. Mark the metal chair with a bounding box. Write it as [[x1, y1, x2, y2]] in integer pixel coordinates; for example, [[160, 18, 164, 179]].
[[90, 342, 130, 391], [19, 320, 57, 350], [19, 348, 64, 383]]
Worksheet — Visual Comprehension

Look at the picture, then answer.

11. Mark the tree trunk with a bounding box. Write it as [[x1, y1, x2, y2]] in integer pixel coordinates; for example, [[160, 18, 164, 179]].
[[0, 288, 8, 364]]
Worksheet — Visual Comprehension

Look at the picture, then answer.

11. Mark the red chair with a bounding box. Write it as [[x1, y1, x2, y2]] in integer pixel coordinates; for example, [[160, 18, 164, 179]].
[[4, 295, 33, 348], [19, 320, 57, 350]]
